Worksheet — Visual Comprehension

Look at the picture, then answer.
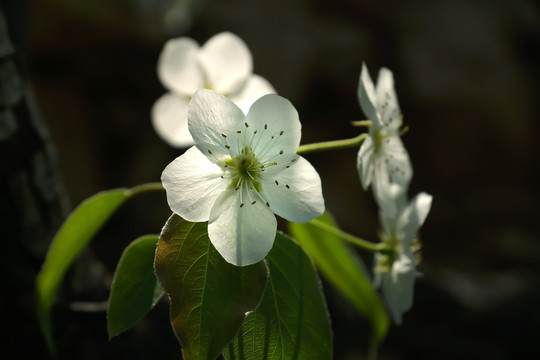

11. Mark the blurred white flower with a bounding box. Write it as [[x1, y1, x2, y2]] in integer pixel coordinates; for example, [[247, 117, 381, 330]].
[[161, 89, 324, 266], [373, 190, 432, 325], [357, 63, 412, 217], [152, 32, 276, 147]]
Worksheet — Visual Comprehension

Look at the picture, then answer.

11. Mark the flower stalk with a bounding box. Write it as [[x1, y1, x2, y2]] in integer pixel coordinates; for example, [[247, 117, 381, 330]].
[[297, 133, 367, 155], [309, 218, 390, 253]]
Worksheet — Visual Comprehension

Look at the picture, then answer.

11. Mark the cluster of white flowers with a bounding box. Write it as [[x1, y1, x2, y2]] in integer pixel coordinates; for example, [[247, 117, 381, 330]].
[[152, 32, 275, 147], [357, 63, 432, 324], [154, 32, 432, 323]]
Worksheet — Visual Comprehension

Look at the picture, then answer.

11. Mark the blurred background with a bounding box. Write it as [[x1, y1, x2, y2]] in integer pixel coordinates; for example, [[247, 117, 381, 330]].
[[1, 0, 539, 359]]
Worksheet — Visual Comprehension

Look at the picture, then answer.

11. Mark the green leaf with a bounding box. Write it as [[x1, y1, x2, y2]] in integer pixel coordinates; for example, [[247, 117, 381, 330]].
[[35, 188, 130, 352], [225, 232, 332, 360], [288, 211, 389, 343], [107, 234, 164, 339], [154, 214, 268, 360]]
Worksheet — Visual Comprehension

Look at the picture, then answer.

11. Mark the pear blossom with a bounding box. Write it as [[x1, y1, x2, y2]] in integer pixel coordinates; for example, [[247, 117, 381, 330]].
[[357, 63, 412, 217], [373, 188, 432, 325], [152, 31, 276, 147], [161, 89, 324, 266]]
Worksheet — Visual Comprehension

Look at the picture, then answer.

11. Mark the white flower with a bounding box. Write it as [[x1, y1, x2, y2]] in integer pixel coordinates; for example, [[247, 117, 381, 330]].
[[152, 32, 276, 147], [357, 63, 412, 217], [373, 190, 432, 325], [161, 89, 324, 266]]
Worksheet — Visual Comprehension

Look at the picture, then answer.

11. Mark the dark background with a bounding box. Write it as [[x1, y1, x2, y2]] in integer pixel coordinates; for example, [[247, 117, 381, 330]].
[[2, 0, 539, 359]]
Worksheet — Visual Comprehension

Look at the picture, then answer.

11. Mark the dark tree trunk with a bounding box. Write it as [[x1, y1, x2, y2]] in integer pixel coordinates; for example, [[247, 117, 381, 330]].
[[0, 6, 69, 358]]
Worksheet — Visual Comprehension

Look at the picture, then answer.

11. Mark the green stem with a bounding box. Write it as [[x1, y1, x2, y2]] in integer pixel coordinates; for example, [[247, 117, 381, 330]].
[[128, 182, 165, 196], [309, 218, 388, 253], [350, 120, 372, 127], [297, 133, 367, 155]]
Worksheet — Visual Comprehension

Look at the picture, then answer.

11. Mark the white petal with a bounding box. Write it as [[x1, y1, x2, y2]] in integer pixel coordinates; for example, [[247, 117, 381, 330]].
[[356, 135, 375, 189], [377, 183, 407, 233], [398, 192, 433, 245], [157, 37, 204, 95], [161, 146, 228, 222], [188, 89, 246, 156], [208, 188, 277, 266], [358, 63, 382, 127], [198, 32, 252, 95], [244, 94, 301, 161], [231, 74, 276, 114], [258, 156, 324, 223], [376, 68, 400, 125], [372, 157, 398, 219], [384, 135, 412, 188], [151, 92, 194, 147], [382, 252, 416, 325]]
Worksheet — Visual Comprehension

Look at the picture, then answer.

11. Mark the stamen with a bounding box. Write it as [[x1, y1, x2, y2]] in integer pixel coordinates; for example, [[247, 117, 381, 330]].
[[279, 150, 283, 155], [245, 122, 249, 128], [280, 130, 284, 136], [275, 180, 279, 185], [285, 185, 290, 189], [251, 200, 256, 205], [240, 203, 244, 208], [222, 133, 227, 138]]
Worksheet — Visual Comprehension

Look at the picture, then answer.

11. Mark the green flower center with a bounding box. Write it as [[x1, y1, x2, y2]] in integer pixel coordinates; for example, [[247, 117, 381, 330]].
[[225, 146, 263, 192]]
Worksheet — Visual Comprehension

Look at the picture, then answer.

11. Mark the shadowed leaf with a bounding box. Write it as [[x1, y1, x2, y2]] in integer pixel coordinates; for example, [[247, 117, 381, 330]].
[[108, 235, 164, 339], [289, 211, 389, 343], [154, 214, 268, 360], [35, 188, 130, 352], [225, 231, 332, 360]]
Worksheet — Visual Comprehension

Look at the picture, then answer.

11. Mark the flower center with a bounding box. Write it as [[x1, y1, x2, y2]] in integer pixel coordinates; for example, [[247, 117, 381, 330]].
[[225, 146, 263, 192]]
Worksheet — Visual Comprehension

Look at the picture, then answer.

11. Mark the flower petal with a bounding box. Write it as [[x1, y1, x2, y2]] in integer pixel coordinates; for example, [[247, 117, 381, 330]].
[[188, 89, 246, 156], [151, 92, 193, 147], [377, 183, 408, 232], [161, 146, 228, 222], [258, 156, 324, 223], [384, 135, 412, 188], [398, 192, 433, 245], [157, 37, 204, 95], [358, 63, 382, 127], [382, 252, 416, 325], [372, 157, 398, 218], [198, 32, 253, 95], [208, 188, 277, 266], [244, 94, 301, 161], [356, 135, 375, 189], [231, 74, 276, 114], [376, 68, 400, 125]]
